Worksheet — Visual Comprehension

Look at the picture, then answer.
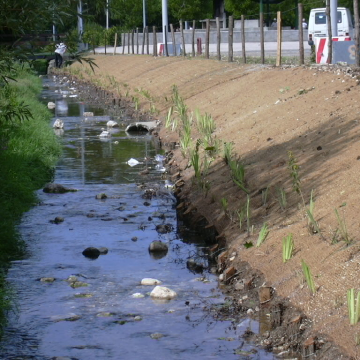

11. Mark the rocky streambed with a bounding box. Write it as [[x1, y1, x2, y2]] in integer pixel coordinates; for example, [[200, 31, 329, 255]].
[[0, 75, 279, 360]]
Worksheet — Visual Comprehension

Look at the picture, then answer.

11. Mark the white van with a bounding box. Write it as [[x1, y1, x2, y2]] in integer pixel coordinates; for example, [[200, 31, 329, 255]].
[[308, 7, 353, 45]]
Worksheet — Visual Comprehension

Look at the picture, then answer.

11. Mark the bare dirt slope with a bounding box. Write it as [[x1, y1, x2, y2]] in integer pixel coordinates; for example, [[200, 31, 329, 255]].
[[70, 55, 360, 358]]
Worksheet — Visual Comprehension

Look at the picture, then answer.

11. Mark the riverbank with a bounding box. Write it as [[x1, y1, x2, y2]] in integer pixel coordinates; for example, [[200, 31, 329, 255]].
[[67, 55, 360, 358], [0, 68, 61, 332]]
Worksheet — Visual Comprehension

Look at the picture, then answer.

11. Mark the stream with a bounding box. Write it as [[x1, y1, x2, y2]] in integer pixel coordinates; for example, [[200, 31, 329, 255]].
[[0, 76, 278, 360]]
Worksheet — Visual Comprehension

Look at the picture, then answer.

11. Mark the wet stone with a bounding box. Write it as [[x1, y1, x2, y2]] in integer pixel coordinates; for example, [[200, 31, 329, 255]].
[[70, 281, 89, 288], [39, 277, 56, 283], [49, 216, 64, 224], [150, 333, 164, 340], [148, 240, 168, 253], [82, 247, 101, 259], [95, 193, 107, 199], [43, 183, 77, 194], [98, 247, 108, 254], [155, 224, 173, 234]]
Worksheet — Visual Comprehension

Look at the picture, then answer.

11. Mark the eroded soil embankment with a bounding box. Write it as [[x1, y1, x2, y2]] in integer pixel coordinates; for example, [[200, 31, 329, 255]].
[[67, 55, 360, 359]]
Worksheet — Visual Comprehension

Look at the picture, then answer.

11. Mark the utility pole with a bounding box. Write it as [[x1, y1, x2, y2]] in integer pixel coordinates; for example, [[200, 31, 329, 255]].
[[330, 0, 338, 36], [78, 0, 84, 51], [162, 0, 168, 44], [143, 0, 146, 28], [106, 0, 109, 29]]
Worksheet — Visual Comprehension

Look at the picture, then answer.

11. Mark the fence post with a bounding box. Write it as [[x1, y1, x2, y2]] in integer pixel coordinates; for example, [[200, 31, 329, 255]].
[[146, 26, 149, 55], [170, 24, 176, 56], [205, 19, 210, 59], [113, 33, 118, 55], [104, 33, 107, 55], [354, 0, 360, 66], [241, 15, 246, 64], [153, 26, 157, 56], [142, 28, 145, 54], [192, 20, 196, 57], [216, 17, 221, 60], [298, 4, 304, 65], [228, 16, 234, 62], [136, 28, 139, 54], [180, 20, 186, 56], [276, 11, 282, 66], [164, 26, 169, 56], [260, 12, 265, 64], [127, 32, 130, 54], [131, 29, 135, 54]]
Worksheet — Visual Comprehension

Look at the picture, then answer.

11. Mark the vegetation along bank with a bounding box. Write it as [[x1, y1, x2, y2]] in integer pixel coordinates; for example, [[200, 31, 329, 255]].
[[0, 66, 62, 333], [66, 54, 360, 358]]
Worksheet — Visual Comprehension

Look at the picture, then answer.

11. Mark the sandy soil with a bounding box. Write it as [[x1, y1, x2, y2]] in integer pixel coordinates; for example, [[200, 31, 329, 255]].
[[68, 55, 360, 359]]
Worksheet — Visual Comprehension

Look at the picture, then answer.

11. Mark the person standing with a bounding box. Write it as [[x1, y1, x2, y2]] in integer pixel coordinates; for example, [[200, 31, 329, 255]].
[[302, 18, 308, 29], [55, 43, 67, 68]]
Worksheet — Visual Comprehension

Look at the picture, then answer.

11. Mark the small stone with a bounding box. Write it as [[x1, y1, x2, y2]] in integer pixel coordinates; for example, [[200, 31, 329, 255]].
[[134, 316, 142, 321], [131, 237, 138, 242], [70, 281, 89, 288], [141, 278, 162, 286], [150, 286, 177, 300], [148, 240, 168, 253], [131, 293, 145, 298], [98, 247, 108, 255], [40, 277, 56, 283], [150, 333, 164, 340], [82, 247, 101, 259], [95, 193, 107, 199], [247, 308, 254, 315]]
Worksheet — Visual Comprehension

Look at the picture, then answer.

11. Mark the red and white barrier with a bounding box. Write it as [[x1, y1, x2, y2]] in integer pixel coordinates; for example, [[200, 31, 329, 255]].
[[315, 36, 351, 64]]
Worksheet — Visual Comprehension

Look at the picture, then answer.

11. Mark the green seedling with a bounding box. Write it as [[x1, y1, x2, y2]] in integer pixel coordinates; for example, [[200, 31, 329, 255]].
[[335, 208, 352, 245], [277, 187, 287, 210], [347, 289, 360, 325], [256, 222, 269, 247], [306, 189, 321, 234], [301, 260, 316, 294], [282, 234, 294, 262]]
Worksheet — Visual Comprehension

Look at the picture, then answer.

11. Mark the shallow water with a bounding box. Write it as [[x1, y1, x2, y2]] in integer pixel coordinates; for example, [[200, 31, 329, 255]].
[[0, 76, 277, 360]]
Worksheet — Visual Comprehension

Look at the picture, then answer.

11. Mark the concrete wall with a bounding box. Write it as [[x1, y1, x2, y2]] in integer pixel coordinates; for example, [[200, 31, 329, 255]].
[[123, 29, 307, 46]]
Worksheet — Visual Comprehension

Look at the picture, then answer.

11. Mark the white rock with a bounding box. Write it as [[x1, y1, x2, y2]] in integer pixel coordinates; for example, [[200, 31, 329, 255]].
[[47, 102, 56, 109], [141, 278, 162, 286], [99, 131, 111, 138], [131, 293, 145, 298], [53, 119, 64, 129], [127, 158, 140, 167], [150, 286, 177, 300], [107, 120, 119, 128], [83, 112, 94, 117]]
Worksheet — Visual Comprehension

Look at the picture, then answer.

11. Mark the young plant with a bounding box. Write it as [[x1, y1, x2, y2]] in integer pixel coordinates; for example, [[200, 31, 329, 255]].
[[256, 222, 269, 247], [288, 150, 301, 195], [306, 189, 321, 234], [221, 197, 228, 213], [246, 195, 251, 235], [335, 208, 352, 244], [236, 207, 246, 230], [261, 186, 269, 206], [301, 260, 316, 294], [277, 187, 287, 210], [230, 160, 249, 194], [282, 234, 294, 262], [223, 141, 233, 165], [190, 148, 201, 179], [347, 288, 360, 325]]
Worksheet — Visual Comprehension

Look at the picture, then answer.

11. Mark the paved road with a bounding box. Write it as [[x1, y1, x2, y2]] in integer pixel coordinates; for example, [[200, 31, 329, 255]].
[[95, 41, 312, 57]]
